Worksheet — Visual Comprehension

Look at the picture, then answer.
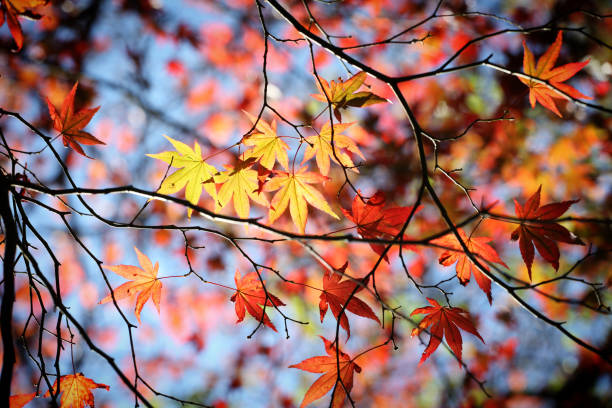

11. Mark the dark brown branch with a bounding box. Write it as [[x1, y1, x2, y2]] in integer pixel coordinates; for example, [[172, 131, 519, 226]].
[[0, 176, 17, 404]]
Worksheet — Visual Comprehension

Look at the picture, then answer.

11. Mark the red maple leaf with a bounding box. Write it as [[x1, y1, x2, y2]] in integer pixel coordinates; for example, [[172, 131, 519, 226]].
[[46, 82, 105, 158], [431, 228, 508, 304], [289, 336, 361, 408], [0, 0, 47, 51], [520, 32, 592, 117], [342, 191, 418, 261], [511, 185, 584, 279], [230, 270, 284, 331], [9, 392, 35, 408], [319, 262, 380, 339], [411, 298, 484, 366]]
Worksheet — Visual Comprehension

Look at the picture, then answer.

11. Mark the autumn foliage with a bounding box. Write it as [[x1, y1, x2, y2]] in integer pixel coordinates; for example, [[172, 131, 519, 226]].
[[1, 1, 611, 407]]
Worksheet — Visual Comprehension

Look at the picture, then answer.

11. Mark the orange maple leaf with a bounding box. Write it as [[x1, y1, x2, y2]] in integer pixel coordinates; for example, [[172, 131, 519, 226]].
[[411, 298, 484, 366], [520, 32, 591, 117], [312, 71, 387, 121], [289, 336, 361, 408], [511, 185, 584, 279], [46, 82, 104, 158], [9, 392, 35, 408], [319, 262, 379, 339], [431, 228, 508, 304], [44, 373, 109, 408], [230, 270, 284, 331], [0, 0, 47, 50], [99, 247, 162, 324]]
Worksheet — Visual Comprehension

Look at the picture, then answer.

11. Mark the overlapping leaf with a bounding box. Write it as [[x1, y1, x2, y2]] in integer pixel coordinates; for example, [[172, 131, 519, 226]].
[[290, 336, 361, 408], [0, 0, 47, 50], [44, 373, 109, 408], [100, 247, 162, 324], [215, 157, 268, 218], [520, 32, 591, 117], [147, 135, 218, 218], [9, 392, 35, 408], [46, 82, 104, 158], [230, 270, 284, 331], [411, 298, 484, 366], [265, 166, 339, 233], [242, 111, 289, 170], [342, 191, 418, 261], [312, 71, 387, 121], [319, 262, 379, 339], [432, 228, 508, 304], [511, 186, 584, 279], [302, 122, 364, 176]]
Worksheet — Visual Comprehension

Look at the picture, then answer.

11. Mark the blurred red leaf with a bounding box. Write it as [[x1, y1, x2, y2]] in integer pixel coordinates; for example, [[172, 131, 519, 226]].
[[9, 392, 35, 408], [0, 0, 47, 50]]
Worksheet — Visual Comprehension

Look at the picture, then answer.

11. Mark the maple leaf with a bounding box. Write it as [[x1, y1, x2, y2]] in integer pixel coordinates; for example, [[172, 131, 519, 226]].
[[215, 158, 269, 218], [230, 270, 284, 331], [9, 392, 35, 408], [99, 247, 163, 324], [511, 185, 584, 279], [44, 373, 109, 408], [45, 82, 104, 158], [520, 32, 592, 117], [342, 191, 418, 261], [0, 0, 46, 50], [302, 122, 364, 176], [241, 111, 289, 170], [265, 166, 339, 234], [431, 228, 508, 304], [289, 336, 361, 408], [319, 262, 379, 339], [147, 135, 218, 217], [312, 71, 387, 121], [411, 298, 484, 366]]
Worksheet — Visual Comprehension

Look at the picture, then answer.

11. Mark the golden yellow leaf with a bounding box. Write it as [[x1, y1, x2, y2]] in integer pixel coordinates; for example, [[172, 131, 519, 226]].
[[265, 167, 339, 233], [147, 135, 217, 217], [242, 111, 289, 170]]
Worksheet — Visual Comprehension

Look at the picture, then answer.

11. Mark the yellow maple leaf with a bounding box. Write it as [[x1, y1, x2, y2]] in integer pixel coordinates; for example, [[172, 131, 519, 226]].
[[215, 158, 269, 218], [242, 111, 289, 170], [265, 167, 339, 233], [312, 71, 387, 121], [302, 122, 364, 176], [99, 247, 162, 324], [147, 135, 217, 217], [44, 373, 109, 408]]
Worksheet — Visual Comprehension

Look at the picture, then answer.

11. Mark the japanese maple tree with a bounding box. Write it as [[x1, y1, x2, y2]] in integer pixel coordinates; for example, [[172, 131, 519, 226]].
[[0, 1, 610, 407]]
